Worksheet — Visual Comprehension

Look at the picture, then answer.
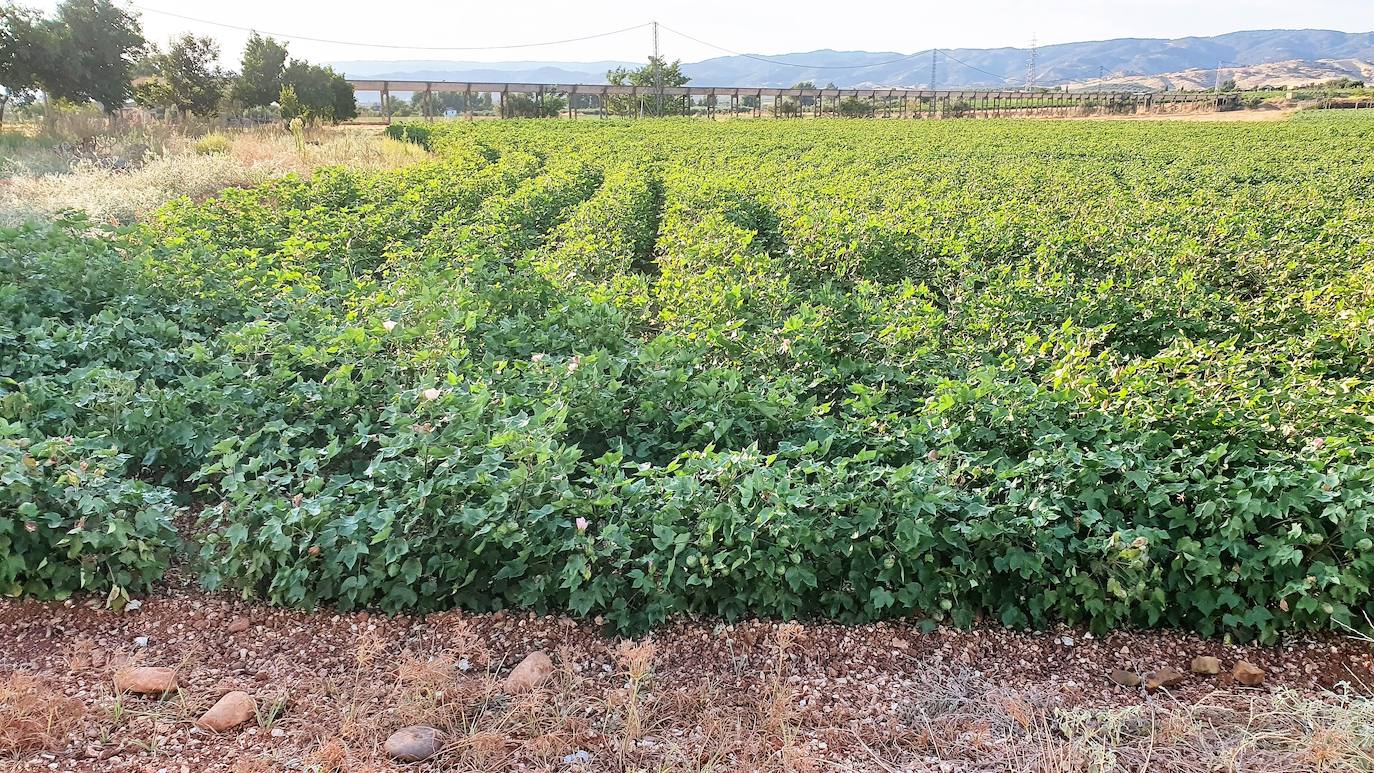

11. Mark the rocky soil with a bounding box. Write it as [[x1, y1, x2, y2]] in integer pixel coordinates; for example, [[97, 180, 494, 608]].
[[2, 588, 1372, 772]]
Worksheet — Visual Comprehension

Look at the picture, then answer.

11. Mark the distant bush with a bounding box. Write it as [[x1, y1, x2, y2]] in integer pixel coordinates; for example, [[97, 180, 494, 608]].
[[193, 132, 232, 155], [838, 97, 874, 117]]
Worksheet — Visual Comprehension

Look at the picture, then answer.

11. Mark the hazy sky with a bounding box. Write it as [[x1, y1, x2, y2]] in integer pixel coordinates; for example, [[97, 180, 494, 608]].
[[28, 0, 1374, 65]]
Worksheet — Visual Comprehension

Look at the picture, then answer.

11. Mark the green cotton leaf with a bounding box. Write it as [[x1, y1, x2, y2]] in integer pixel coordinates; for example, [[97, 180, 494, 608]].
[[651, 524, 678, 552], [784, 564, 817, 591], [225, 523, 248, 546], [1123, 471, 1151, 493], [869, 586, 895, 610]]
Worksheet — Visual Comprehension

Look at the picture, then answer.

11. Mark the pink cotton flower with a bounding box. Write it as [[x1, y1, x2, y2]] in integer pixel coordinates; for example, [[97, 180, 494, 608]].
[[421, 388, 442, 401], [576, 517, 589, 532], [383, 320, 397, 332]]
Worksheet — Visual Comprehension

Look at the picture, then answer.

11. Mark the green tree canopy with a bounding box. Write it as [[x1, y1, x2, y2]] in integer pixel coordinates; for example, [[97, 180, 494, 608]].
[[0, 3, 48, 126], [150, 33, 227, 116], [234, 32, 287, 108], [42, 0, 145, 113], [330, 73, 356, 122], [605, 56, 690, 116], [281, 59, 353, 122]]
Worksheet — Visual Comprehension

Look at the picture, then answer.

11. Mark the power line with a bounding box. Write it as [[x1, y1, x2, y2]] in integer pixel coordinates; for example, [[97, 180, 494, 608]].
[[131, 4, 651, 52], [937, 50, 1016, 85], [660, 24, 931, 70]]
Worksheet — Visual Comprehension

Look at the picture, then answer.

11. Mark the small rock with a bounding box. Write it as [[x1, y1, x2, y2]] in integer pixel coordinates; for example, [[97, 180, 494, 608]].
[[226, 617, 251, 634], [1145, 667, 1187, 692], [503, 650, 554, 693], [133, 636, 149, 648], [562, 750, 592, 765], [891, 637, 910, 650], [114, 667, 177, 696], [195, 691, 256, 732], [1233, 661, 1266, 686], [383, 725, 445, 762], [1190, 656, 1221, 675], [1109, 669, 1141, 687]]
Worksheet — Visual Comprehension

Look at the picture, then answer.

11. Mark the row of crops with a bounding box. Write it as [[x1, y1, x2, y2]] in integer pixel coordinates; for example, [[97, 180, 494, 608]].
[[3, 117, 1373, 638]]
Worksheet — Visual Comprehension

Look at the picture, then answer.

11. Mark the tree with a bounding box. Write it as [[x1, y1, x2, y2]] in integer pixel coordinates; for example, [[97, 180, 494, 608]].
[[132, 76, 174, 114], [0, 2, 46, 127], [838, 96, 873, 118], [281, 59, 353, 122], [41, 0, 145, 114], [606, 56, 690, 116], [409, 89, 490, 115], [783, 80, 819, 113], [234, 32, 287, 108], [330, 75, 356, 122], [277, 83, 301, 119], [377, 94, 412, 117], [502, 92, 565, 118], [152, 33, 227, 116]]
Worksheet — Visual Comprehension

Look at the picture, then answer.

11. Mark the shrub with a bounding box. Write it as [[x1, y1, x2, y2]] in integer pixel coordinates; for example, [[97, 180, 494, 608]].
[[193, 132, 232, 155], [0, 424, 179, 606]]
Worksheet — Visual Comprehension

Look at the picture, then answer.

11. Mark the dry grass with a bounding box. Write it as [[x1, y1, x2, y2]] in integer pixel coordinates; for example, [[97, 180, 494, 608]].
[[0, 125, 429, 227], [8, 630, 1374, 771], [836, 666, 1374, 773], [291, 622, 837, 772], [0, 673, 85, 758]]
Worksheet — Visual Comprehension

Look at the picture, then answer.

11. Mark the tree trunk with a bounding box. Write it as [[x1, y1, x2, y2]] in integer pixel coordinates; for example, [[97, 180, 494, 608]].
[[0, 95, 8, 130]]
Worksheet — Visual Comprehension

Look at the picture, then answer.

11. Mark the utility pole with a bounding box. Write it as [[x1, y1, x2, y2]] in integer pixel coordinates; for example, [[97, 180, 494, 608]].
[[1027, 34, 1038, 91], [652, 20, 663, 117], [930, 48, 938, 89]]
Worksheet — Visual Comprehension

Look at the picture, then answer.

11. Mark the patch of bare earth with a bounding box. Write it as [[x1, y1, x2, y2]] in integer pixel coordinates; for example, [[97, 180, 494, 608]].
[[1, 589, 1372, 772], [1073, 108, 1298, 122]]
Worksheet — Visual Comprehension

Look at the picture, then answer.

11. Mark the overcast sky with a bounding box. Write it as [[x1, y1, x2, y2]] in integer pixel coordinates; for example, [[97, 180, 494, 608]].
[[27, 0, 1374, 65]]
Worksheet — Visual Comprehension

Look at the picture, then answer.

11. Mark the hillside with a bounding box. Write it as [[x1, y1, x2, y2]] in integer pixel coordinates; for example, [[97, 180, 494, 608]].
[[332, 59, 639, 85], [1069, 57, 1374, 91], [332, 29, 1374, 89]]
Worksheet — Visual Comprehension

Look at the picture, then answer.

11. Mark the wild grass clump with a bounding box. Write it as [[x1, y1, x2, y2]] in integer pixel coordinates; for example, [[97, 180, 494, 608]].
[[193, 132, 232, 155], [0, 126, 429, 226], [0, 674, 84, 757]]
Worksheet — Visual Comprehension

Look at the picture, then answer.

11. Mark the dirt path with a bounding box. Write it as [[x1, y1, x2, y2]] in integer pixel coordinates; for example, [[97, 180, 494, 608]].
[[1074, 107, 1297, 122], [1, 588, 1371, 772]]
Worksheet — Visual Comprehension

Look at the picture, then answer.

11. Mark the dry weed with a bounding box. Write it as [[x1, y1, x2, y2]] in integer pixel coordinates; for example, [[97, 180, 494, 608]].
[[0, 126, 429, 227], [0, 673, 85, 757], [305, 737, 350, 772], [614, 638, 657, 753]]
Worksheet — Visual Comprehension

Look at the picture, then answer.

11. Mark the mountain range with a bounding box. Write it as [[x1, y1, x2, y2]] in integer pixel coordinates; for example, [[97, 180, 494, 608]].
[[334, 29, 1374, 90]]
